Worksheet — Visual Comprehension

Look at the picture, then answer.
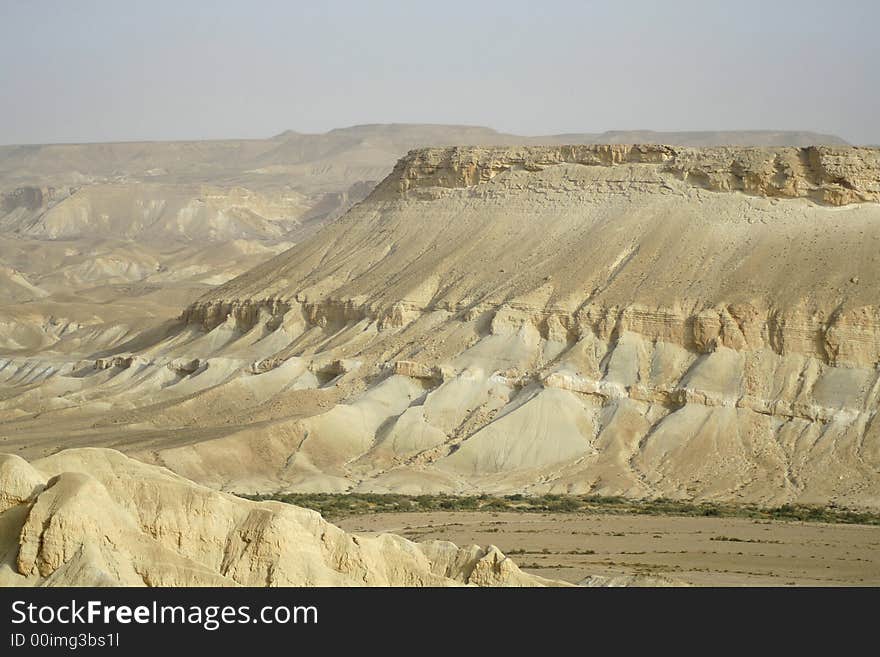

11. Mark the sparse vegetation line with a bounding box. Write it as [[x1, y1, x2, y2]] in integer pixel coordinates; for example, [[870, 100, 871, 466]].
[[237, 492, 880, 526]]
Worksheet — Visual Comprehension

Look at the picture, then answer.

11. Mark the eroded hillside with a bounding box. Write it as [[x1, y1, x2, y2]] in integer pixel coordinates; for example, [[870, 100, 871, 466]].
[[0, 127, 850, 355], [0, 125, 531, 355], [2, 143, 878, 509]]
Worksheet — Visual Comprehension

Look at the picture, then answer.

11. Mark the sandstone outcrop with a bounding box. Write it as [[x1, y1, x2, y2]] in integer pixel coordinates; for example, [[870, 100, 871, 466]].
[[0, 449, 563, 587], [94, 354, 136, 370], [380, 145, 880, 206], [168, 358, 202, 375]]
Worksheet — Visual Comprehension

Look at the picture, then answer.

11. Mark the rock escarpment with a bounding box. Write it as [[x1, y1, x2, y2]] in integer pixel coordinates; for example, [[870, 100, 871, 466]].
[[379, 145, 880, 206], [3, 145, 879, 507]]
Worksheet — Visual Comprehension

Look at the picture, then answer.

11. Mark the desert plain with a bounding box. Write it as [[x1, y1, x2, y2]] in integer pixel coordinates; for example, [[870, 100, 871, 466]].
[[339, 511, 880, 586]]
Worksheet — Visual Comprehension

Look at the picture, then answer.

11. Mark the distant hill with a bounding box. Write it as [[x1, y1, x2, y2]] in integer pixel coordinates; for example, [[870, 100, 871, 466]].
[[563, 129, 849, 147], [0, 124, 849, 189]]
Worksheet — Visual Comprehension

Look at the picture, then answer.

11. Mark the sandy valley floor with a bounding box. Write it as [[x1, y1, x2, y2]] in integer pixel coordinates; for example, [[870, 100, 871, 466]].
[[338, 511, 880, 586]]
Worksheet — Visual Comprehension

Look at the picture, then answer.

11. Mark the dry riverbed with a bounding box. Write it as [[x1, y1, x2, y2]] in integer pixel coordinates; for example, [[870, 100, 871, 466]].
[[336, 511, 880, 586]]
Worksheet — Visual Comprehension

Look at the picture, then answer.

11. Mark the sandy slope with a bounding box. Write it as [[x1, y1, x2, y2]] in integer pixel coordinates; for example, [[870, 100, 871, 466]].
[[1, 141, 878, 509]]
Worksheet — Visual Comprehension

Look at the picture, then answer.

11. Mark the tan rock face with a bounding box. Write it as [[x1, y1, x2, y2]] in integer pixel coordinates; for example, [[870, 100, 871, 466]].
[[0, 455, 45, 513], [168, 358, 202, 375], [380, 145, 880, 206], [392, 360, 443, 381], [0, 449, 561, 587], [94, 355, 135, 370], [2, 145, 879, 508]]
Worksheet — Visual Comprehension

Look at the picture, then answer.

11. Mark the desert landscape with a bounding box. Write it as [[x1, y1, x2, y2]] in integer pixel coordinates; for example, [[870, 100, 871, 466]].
[[1, 124, 879, 587]]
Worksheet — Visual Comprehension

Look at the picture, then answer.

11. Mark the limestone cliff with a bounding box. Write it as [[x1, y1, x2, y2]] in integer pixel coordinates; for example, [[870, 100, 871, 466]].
[[377, 145, 880, 205]]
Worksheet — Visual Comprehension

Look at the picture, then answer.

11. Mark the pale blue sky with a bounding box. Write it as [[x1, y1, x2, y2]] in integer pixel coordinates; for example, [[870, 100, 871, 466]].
[[1, 0, 877, 144]]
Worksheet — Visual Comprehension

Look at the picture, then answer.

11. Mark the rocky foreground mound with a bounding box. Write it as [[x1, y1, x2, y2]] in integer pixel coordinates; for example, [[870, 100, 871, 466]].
[[2, 144, 879, 507], [0, 448, 564, 586]]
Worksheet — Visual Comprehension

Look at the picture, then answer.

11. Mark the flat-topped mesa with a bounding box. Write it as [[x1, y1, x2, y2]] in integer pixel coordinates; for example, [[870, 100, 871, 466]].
[[7, 142, 880, 506], [179, 141, 880, 370], [377, 144, 880, 205]]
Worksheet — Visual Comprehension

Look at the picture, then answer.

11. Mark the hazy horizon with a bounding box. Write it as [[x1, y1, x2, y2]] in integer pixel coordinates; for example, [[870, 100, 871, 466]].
[[1, 0, 878, 145], [0, 123, 860, 148]]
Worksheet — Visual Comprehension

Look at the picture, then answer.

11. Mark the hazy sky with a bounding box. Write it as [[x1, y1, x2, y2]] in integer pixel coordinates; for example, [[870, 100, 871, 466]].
[[1, 0, 878, 145]]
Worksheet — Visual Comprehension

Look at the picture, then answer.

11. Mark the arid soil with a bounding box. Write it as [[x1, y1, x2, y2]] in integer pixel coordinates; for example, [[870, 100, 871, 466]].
[[338, 511, 880, 586]]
